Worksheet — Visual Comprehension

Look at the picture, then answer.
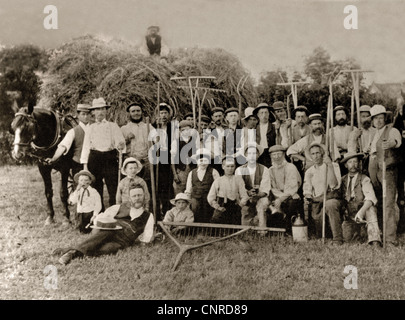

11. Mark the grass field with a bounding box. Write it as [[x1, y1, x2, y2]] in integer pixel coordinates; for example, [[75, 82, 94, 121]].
[[1, 165, 405, 300]]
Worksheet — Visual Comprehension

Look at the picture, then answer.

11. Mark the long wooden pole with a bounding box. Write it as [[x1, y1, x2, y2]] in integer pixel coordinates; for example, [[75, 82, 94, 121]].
[[322, 82, 332, 244], [382, 145, 387, 248], [146, 116, 157, 226]]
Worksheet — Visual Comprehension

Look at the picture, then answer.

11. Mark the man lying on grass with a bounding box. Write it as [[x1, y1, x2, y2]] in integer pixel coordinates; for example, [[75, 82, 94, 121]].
[[53, 184, 154, 265]]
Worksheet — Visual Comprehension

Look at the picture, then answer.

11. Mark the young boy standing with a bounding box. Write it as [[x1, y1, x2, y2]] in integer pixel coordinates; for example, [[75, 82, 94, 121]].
[[68, 170, 102, 233]]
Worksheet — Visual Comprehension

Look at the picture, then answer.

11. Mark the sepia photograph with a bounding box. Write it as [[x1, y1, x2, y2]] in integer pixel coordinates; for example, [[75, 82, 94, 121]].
[[1, 0, 405, 306]]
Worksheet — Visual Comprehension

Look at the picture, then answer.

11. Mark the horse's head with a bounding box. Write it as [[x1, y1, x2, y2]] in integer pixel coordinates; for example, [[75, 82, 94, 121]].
[[10, 107, 37, 161]]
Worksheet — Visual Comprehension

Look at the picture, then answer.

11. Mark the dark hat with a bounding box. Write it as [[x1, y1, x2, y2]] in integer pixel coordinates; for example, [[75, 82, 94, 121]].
[[183, 112, 195, 119], [211, 107, 225, 116], [126, 103, 142, 112], [158, 103, 173, 116], [272, 101, 285, 110], [148, 25, 160, 31], [308, 113, 323, 123], [224, 107, 240, 116], [269, 145, 286, 154], [253, 102, 276, 122], [293, 105, 309, 116], [334, 106, 347, 114], [341, 152, 364, 164], [200, 115, 211, 123]]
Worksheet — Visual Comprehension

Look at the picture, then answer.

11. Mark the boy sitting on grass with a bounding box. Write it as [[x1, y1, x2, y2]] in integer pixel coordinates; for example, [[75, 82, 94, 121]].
[[116, 157, 150, 210], [68, 170, 102, 233], [207, 156, 249, 225], [163, 193, 194, 234]]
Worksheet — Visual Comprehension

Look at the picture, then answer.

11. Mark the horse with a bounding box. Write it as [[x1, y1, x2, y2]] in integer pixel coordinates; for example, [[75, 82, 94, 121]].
[[11, 106, 78, 226]]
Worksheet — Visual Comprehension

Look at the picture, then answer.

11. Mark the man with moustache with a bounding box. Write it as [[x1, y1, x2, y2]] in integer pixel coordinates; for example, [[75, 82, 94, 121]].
[[339, 152, 382, 247], [81, 98, 126, 209], [121, 102, 155, 189], [368, 105, 402, 247], [223, 107, 244, 165], [287, 113, 340, 171], [291, 106, 310, 144], [331, 106, 353, 159], [272, 101, 293, 148], [55, 184, 154, 265]]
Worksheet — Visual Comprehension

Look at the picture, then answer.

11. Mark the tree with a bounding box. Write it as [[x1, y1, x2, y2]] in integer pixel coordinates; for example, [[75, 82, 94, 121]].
[[256, 69, 290, 104]]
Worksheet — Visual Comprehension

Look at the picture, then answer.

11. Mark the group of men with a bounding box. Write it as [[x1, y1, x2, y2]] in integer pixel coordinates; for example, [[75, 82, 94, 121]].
[[48, 96, 405, 248]]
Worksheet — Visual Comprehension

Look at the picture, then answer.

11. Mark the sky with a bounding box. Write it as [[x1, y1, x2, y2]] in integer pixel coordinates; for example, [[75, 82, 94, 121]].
[[0, 0, 404, 85]]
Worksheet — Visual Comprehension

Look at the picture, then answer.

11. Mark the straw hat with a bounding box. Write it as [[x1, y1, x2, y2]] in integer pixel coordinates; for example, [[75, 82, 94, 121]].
[[73, 170, 95, 184], [359, 105, 371, 113], [121, 157, 143, 176], [253, 103, 276, 122], [308, 113, 323, 123], [89, 97, 111, 110], [179, 120, 194, 129], [91, 216, 122, 230], [76, 104, 91, 113], [191, 148, 213, 161], [341, 152, 364, 164], [243, 107, 258, 121], [170, 193, 191, 205]]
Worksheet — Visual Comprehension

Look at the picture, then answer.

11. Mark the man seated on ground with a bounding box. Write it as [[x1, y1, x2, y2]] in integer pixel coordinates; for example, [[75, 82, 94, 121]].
[[207, 155, 249, 225], [339, 152, 382, 247], [236, 142, 270, 228], [303, 142, 343, 244], [54, 184, 154, 265], [267, 145, 302, 233]]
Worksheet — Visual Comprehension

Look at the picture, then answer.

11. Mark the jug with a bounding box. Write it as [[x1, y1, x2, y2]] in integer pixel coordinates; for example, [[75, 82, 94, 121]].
[[291, 214, 308, 242]]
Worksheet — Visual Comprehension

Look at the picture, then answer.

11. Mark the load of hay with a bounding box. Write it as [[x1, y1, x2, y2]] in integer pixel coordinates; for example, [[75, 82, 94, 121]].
[[39, 35, 257, 125]]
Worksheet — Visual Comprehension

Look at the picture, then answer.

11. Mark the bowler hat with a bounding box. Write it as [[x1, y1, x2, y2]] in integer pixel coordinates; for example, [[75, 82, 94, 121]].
[[370, 105, 387, 118], [89, 97, 111, 110]]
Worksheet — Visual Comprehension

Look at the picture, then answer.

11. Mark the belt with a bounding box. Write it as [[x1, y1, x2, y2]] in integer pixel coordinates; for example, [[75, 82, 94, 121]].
[[90, 149, 116, 154]]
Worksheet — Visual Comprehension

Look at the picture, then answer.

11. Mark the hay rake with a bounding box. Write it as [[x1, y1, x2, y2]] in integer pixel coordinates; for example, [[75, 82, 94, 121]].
[[158, 221, 285, 271], [170, 76, 226, 132]]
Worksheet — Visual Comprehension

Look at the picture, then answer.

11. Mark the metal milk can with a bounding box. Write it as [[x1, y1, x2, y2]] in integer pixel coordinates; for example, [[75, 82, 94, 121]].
[[291, 214, 308, 242]]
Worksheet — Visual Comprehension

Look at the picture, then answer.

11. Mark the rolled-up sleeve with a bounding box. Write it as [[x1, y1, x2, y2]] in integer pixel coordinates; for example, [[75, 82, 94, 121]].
[[138, 213, 155, 243], [361, 176, 378, 205]]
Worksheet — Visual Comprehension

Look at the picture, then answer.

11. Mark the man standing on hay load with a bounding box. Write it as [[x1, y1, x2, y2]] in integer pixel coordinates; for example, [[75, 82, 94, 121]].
[[236, 142, 270, 228], [368, 104, 402, 247], [120, 102, 154, 189], [80, 98, 126, 210], [339, 152, 382, 247], [140, 25, 170, 59], [207, 155, 249, 225], [55, 183, 154, 265]]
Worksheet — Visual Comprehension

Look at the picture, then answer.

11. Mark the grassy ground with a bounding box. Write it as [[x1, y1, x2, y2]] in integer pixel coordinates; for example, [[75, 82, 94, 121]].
[[1, 165, 405, 300]]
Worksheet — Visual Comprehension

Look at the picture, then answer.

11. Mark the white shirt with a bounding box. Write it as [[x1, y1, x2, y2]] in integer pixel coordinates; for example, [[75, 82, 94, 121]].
[[80, 119, 126, 164], [68, 186, 102, 214], [259, 123, 269, 148], [58, 122, 88, 155], [121, 121, 154, 159], [303, 162, 341, 198], [96, 204, 155, 243]]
